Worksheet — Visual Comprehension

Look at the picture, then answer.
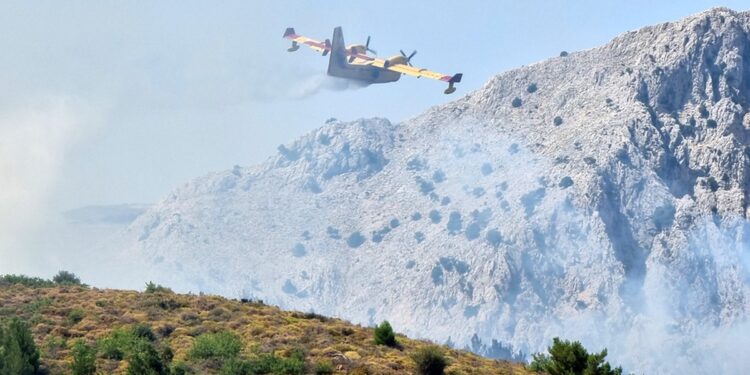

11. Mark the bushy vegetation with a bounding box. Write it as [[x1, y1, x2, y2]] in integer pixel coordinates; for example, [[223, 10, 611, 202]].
[[0, 275, 54, 288], [511, 97, 523, 108], [127, 340, 169, 375], [313, 360, 334, 375], [706, 176, 719, 192], [99, 327, 136, 360], [189, 331, 243, 360], [67, 308, 85, 325], [0, 318, 40, 375], [97, 323, 167, 375], [70, 340, 96, 375], [218, 350, 305, 375], [411, 345, 447, 375], [132, 323, 157, 342], [373, 320, 397, 347], [559, 176, 574, 188], [145, 281, 173, 294], [529, 337, 623, 375], [0, 271, 84, 289], [527, 83, 538, 93], [53, 271, 81, 285], [553, 116, 563, 126], [0, 276, 534, 374]]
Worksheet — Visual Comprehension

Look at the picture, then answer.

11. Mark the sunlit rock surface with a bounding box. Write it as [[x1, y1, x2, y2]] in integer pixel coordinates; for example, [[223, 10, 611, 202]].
[[126, 8, 750, 373]]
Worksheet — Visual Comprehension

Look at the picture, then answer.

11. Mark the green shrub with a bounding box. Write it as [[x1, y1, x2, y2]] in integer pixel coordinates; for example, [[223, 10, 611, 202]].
[[374, 321, 397, 347], [220, 350, 305, 375], [67, 309, 85, 325], [553, 116, 563, 126], [0, 318, 40, 375], [44, 336, 67, 358], [171, 361, 193, 375], [127, 340, 168, 375], [24, 298, 52, 314], [220, 359, 254, 375], [411, 345, 447, 375], [314, 360, 334, 375], [145, 282, 172, 294], [160, 345, 174, 365], [53, 270, 81, 285], [707, 177, 719, 192], [99, 327, 137, 360], [70, 340, 96, 375], [0, 274, 54, 288], [529, 337, 623, 375], [189, 331, 243, 360], [511, 97, 523, 108], [132, 324, 156, 342], [527, 83, 538, 93], [273, 349, 305, 374]]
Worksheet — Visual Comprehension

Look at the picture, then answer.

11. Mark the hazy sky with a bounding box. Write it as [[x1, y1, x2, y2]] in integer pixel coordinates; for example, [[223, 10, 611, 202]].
[[2, 0, 748, 215]]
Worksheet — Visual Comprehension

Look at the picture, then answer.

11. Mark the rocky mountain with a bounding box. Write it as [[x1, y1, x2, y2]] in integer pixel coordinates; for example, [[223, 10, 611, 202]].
[[125, 8, 750, 374]]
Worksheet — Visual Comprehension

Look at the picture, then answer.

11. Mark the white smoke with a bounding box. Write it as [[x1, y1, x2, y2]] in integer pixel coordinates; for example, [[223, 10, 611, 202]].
[[285, 74, 369, 99], [250, 73, 369, 101], [0, 96, 95, 275], [417, 119, 750, 374]]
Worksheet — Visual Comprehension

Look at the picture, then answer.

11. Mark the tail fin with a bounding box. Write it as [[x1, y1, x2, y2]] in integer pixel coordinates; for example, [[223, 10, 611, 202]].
[[444, 73, 463, 94], [283, 27, 296, 38], [328, 26, 348, 73]]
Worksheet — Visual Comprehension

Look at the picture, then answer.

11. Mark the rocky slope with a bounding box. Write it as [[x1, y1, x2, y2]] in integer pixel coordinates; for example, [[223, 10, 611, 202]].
[[125, 8, 750, 374]]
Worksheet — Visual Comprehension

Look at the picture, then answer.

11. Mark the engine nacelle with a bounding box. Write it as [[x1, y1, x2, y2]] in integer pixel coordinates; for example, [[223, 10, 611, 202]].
[[346, 44, 366, 55], [383, 56, 407, 68]]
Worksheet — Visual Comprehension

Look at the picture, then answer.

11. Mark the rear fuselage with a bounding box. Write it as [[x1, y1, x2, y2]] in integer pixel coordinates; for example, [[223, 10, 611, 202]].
[[327, 27, 400, 84]]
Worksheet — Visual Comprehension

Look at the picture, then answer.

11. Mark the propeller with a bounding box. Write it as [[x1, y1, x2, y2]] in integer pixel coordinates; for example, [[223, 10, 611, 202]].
[[400, 49, 417, 66], [365, 36, 377, 55]]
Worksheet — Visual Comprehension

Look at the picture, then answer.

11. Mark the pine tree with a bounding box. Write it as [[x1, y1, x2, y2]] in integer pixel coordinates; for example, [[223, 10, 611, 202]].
[[373, 321, 397, 347], [0, 318, 40, 375]]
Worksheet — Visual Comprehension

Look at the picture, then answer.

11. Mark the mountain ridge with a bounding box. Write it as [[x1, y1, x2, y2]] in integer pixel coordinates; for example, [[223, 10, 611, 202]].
[[124, 8, 750, 374]]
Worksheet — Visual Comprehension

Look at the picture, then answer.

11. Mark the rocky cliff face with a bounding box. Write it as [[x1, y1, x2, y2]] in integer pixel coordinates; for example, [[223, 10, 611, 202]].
[[125, 8, 750, 373]]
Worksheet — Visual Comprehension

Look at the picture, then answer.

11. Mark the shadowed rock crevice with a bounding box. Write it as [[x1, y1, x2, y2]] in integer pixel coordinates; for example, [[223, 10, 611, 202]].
[[597, 172, 647, 298]]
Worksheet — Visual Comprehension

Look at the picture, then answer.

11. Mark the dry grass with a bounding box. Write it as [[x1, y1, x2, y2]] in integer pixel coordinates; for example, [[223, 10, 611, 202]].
[[0, 284, 533, 374]]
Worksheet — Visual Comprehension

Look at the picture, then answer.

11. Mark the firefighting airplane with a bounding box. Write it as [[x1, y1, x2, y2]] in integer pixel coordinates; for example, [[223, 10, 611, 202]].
[[284, 27, 463, 94]]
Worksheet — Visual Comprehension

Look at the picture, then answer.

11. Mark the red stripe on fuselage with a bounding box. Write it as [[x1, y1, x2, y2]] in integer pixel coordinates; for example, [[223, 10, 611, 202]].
[[305, 40, 324, 48]]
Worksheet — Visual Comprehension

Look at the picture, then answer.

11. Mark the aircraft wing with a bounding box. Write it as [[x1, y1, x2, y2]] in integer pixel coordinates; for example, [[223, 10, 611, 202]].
[[385, 63, 456, 82], [350, 56, 454, 81], [283, 27, 330, 54]]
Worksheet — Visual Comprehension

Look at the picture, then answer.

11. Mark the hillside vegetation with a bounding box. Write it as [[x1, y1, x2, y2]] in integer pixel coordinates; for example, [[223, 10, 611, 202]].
[[0, 274, 533, 374]]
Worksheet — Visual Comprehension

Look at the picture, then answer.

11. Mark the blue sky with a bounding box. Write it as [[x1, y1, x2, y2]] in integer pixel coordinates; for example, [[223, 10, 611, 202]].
[[1, 0, 748, 213]]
